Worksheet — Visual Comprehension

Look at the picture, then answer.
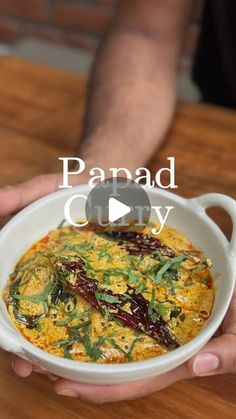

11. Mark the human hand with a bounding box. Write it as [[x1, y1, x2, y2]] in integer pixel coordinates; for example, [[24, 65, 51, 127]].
[[11, 290, 236, 403], [3, 174, 235, 403], [0, 171, 86, 382], [0, 172, 88, 217]]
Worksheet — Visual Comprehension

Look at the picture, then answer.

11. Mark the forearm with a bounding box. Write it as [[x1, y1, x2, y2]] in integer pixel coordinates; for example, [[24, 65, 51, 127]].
[[79, 31, 177, 173]]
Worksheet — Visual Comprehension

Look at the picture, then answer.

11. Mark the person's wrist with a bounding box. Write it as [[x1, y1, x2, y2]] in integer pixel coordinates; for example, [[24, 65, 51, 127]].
[[78, 130, 139, 176]]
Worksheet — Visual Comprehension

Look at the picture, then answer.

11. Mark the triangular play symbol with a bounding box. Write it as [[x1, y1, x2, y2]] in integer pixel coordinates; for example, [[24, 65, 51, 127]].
[[108, 197, 131, 223]]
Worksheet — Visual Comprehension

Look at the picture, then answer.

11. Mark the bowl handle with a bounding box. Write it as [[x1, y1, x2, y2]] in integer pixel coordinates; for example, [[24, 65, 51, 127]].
[[188, 193, 236, 259]]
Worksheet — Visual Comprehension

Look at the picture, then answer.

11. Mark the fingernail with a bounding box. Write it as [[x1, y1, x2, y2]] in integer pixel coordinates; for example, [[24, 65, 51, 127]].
[[11, 358, 16, 372], [48, 374, 59, 382], [11, 357, 32, 377], [193, 353, 220, 376], [56, 389, 78, 397]]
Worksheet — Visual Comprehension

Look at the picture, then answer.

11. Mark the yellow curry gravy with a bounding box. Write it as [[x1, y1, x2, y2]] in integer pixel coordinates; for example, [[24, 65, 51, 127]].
[[4, 222, 215, 363]]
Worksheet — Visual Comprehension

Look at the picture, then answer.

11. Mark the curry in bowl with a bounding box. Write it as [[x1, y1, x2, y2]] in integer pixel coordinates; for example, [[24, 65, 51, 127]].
[[3, 222, 214, 363]]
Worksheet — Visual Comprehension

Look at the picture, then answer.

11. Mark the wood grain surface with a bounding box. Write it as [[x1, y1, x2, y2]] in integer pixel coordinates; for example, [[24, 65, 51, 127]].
[[0, 56, 236, 419]]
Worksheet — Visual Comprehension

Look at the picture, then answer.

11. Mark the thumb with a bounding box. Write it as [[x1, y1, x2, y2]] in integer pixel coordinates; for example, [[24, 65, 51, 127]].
[[0, 170, 90, 216], [189, 291, 236, 376], [0, 174, 61, 216], [188, 334, 236, 376]]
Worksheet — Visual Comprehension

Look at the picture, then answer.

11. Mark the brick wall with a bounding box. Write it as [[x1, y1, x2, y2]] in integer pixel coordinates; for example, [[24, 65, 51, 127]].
[[0, 0, 204, 72]]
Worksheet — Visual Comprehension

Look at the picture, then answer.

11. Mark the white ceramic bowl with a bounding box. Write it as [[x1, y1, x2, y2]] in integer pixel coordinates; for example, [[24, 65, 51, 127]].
[[0, 186, 235, 384]]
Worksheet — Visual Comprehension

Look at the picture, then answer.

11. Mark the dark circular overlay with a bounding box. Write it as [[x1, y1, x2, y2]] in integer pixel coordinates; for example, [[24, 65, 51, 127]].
[[85, 177, 151, 234]]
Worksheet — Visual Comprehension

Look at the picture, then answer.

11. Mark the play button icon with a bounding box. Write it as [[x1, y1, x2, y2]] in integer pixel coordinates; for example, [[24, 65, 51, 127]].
[[108, 198, 131, 223], [85, 177, 151, 234]]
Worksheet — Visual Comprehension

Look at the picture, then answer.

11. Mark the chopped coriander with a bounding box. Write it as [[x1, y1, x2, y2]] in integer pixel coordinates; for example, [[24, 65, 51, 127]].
[[62, 241, 87, 254], [39, 252, 54, 259], [95, 291, 121, 304], [108, 337, 140, 361], [194, 262, 208, 270], [98, 245, 113, 262], [130, 255, 142, 269], [135, 283, 148, 293], [64, 346, 72, 359], [70, 320, 91, 335], [127, 270, 140, 285], [56, 310, 91, 326], [154, 301, 166, 319], [102, 274, 111, 285], [150, 255, 187, 287], [153, 250, 166, 263], [79, 242, 95, 251], [102, 268, 126, 276], [101, 268, 128, 285], [82, 334, 106, 361], [35, 322, 42, 332], [170, 256, 187, 270], [52, 338, 73, 347], [102, 306, 111, 320], [13, 281, 54, 304], [148, 289, 157, 322], [168, 284, 183, 296], [114, 318, 125, 327]]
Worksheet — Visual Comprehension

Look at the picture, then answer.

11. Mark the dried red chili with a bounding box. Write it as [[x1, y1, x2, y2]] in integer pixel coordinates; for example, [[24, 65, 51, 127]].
[[58, 258, 179, 350], [101, 230, 175, 257]]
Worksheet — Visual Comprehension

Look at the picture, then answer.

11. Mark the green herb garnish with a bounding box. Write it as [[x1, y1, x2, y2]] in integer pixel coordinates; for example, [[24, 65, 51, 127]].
[[153, 255, 187, 285], [82, 335, 106, 361], [52, 338, 73, 347], [13, 281, 54, 304], [127, 270, 140, 285], [153, 250, 166, 263], [154, 301, 166, 319], [56, 310, 91, 326], [64, 346, 72, 359], [98, 245, 113, 262], [135, 283, 148, 293], [108, 337, 140, 361], [148, 289, 157, 321], [95, 292, 121, 304]]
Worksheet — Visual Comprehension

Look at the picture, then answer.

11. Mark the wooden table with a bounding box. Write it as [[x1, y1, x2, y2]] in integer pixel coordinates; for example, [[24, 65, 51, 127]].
[[0, 56, 236, 419]]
